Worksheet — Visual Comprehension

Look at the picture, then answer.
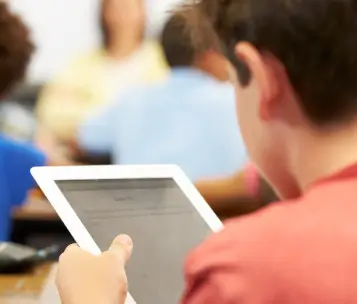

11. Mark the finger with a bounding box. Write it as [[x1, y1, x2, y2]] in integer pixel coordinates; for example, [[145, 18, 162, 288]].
[[109, 234, 133, 264], [59, 244, 79, 263], [64, 243, 79, 253]]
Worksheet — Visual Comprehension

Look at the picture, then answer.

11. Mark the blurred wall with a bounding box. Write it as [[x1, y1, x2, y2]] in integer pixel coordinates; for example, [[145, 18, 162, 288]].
[[10, 0, 183, 84]]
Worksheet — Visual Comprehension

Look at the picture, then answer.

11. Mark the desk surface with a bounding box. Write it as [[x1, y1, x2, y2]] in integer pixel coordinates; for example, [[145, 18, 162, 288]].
[[13, 199, 58, 221], [0, 263, 56, 304]]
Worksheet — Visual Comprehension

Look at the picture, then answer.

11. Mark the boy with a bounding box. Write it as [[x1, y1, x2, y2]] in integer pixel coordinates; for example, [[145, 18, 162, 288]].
[[76, 12, 247, 181], [58, 0, 357, 303], [0, 2, 47, 241]]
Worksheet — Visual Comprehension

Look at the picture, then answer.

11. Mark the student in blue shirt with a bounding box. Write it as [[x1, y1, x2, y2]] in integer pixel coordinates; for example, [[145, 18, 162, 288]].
[[0, 138, 46, 240], [78, 13, 247, 181], [0, 2, 47, 241]]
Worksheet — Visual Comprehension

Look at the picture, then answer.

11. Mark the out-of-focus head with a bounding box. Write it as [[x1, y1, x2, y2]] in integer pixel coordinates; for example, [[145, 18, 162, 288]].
[[0, 1, 33, 98], [160, 11, 230, 81], [185, 0, 357, 198], [160, 12, 196, 68], [100, 0, 145, 47]]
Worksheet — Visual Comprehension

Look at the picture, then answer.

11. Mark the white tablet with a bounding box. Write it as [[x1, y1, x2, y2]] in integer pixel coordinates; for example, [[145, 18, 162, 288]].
[[31, 164, 223, 304]]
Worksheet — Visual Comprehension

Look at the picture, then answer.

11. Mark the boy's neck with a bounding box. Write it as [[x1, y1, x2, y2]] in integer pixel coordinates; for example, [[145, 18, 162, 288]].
[[292, 121, 357, 191], [193, 53, 230, 82]]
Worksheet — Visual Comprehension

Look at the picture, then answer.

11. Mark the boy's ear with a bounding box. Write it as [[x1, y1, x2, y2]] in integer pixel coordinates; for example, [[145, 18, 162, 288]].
[[235, 42, 280, 121]]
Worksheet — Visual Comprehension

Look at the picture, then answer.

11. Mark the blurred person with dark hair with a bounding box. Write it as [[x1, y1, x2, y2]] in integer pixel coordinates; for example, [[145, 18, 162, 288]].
[[76, 11, 247, 181], [35, 0, 168, 161], [0, 1, 47, 241]]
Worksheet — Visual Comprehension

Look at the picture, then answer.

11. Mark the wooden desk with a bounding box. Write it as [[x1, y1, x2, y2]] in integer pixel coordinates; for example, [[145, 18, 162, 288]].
[[13, 199, 58, 221], [0, 263, 55, 304], [39, 266, 60, 304]]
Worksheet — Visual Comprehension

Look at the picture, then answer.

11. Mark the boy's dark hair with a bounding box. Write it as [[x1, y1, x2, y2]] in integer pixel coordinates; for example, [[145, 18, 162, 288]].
[[185, 0, 357, 126], [160, 12, 196, 68], [0, 2, 34, 97]]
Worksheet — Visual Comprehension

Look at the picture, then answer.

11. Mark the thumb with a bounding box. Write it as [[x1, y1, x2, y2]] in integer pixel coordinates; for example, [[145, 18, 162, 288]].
[[109, 234, 133, 264]]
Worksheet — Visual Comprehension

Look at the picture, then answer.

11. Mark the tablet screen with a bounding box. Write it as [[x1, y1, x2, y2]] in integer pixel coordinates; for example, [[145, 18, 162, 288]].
[[55, 178, 212, 304]]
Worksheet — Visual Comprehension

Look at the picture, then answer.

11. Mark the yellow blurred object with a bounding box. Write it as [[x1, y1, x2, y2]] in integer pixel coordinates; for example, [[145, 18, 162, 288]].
[[36, 40, 168, 143]]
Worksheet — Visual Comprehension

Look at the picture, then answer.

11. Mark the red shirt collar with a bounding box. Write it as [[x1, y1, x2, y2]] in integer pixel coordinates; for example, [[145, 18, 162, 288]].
[[310, 163, 357, 189]]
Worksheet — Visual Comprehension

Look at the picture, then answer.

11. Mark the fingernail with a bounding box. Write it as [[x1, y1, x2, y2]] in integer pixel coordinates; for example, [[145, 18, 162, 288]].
[[117, 234, 133, 247]]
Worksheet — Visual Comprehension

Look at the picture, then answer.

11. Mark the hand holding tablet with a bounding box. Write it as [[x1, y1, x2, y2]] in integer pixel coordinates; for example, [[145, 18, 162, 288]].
[[57, 234, 133, 304], [31, 165, 223, 303]]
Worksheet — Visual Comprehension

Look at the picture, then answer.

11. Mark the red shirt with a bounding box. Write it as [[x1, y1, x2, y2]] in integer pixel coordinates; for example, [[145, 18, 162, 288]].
[[182, 164, 357, 304]]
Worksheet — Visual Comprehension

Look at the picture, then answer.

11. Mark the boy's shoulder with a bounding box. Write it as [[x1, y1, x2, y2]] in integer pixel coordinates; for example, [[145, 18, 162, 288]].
[[187, 169, 357, 271], [0, 135, 46, 167], [199, 80, 235, 99], [0, 135, 17, 153], [188, 81, 236, 115], [186, 175, 356, 275], [117, 83, 165, 109], [183, 200, 305, 302], [185, 200, 297, 273], [184, 175, 357, 302]]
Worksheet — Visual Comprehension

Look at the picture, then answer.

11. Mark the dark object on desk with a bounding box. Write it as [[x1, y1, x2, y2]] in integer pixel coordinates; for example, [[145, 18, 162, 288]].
[[73, 153, 112, 165], [0, 242, 59, 274], [11, 218, 74, 259], [68, 138, 112, 165]]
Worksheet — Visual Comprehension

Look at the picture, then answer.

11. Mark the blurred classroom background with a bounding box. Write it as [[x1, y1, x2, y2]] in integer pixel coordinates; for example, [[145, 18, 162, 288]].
[[0, 1, 276, 302], [2, 0, 181, 141], [2, 0, 277, 254]]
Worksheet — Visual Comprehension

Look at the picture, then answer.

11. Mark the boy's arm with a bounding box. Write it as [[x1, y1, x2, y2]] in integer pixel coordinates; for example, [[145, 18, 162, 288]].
[[195, 165, 274, 218], [195, 170, 249, 206]]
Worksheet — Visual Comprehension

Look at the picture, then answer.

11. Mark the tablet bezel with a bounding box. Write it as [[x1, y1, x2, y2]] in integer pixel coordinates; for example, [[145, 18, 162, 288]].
[[31, 165, 224, 303], [30, 164, 223, 256]]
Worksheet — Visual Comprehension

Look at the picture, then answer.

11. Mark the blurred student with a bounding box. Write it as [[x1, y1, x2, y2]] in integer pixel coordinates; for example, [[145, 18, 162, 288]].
[[77, 13, 247, 181], [57, 0, 357, 303], [35, 0, 168, 160], [0, 2, 47, 241]]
